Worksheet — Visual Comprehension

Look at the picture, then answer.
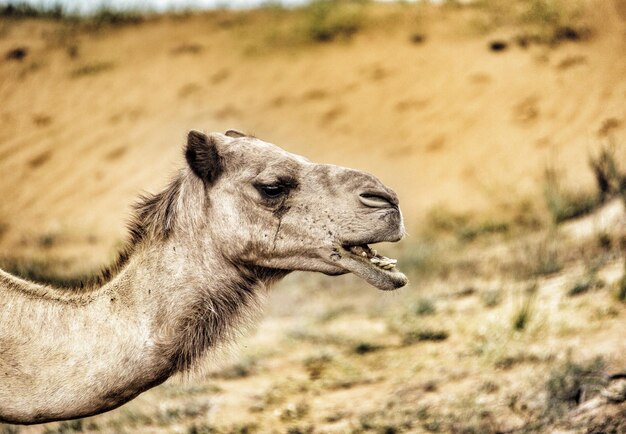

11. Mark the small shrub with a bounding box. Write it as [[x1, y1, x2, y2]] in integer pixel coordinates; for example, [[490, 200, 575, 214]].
[[528, 235, 563, 277], [304, 354, 332, 380], [402, 328, 449, 345], [495, 352, 542, 370], [70, 62, 114, 78], [413, 298, 436, 316], [567, 271, 603, 297], [210, 358, 256, 379], [481, 288, 502, 308], [589, 140, 626, 204], [456, 220, 509, 241], [0, 3, 65, 19], [567, 279, 592, 297], [425, 206, 509, 241], [43, 420, 83, 434], [89, 8, 144, 27], [353, 342, 382, 355], [545, 357, 607, 419], [522, 0, 590, 44], [543, 166, 599, 224], [523, 0, 568, 28], [188, 424, 216, 434], [304, 0, 365, 43], [511, 287, 536, 332], [286, 425, 313, 434]]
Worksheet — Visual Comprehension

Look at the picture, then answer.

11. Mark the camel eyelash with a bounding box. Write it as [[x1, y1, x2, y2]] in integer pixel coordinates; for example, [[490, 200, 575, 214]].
[[254, 178, 298, 199]]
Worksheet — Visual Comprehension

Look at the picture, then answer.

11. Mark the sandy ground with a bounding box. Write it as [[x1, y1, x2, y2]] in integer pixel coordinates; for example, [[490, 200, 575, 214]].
[[1, 1, 626, 433]]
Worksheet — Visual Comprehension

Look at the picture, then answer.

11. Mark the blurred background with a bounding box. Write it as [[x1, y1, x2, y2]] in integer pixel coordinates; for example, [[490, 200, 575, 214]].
[[1, 0, 625, 432]]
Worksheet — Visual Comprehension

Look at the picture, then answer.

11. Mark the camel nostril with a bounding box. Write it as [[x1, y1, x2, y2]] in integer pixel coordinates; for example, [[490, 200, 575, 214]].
[[359, 192, 397, 209]]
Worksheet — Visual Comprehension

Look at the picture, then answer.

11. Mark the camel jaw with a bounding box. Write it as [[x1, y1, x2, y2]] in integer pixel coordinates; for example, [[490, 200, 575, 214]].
[[332, 243, 408, 291]]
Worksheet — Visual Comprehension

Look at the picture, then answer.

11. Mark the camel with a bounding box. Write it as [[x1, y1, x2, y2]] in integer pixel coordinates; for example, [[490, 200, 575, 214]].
[[0, 130, 407, 425]]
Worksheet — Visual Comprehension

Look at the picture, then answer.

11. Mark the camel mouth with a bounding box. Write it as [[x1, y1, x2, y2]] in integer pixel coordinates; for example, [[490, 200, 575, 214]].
[[332, 243, 408, 291]]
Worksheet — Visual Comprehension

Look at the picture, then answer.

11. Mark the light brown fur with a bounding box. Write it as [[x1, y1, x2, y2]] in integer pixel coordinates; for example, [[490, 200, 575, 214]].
[[0, 131, 406, 424]]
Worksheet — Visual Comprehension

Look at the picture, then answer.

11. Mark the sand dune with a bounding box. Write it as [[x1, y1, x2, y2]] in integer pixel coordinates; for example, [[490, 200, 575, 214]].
[[0, 0, 625, 263]]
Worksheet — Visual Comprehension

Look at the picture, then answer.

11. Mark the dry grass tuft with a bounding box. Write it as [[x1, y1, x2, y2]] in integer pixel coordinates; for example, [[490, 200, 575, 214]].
[[543, 165, 599, 224], [544, 357, 607, 420]]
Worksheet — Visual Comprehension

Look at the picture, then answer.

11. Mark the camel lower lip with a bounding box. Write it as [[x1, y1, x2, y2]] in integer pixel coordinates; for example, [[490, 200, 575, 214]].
[[334, 244, 408, 291]]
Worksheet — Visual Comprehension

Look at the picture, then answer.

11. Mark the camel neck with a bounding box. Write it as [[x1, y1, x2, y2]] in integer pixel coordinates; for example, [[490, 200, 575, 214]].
[[116, 234, 268, 372], [0, 234, 265, 424]]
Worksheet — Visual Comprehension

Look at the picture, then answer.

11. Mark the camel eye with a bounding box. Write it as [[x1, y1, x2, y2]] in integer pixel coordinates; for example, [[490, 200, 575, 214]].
[[258, 184, 287, 199]]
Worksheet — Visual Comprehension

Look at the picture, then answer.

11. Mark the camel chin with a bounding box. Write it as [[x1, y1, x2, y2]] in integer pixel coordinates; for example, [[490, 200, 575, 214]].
[[334, 243, 408, 291]]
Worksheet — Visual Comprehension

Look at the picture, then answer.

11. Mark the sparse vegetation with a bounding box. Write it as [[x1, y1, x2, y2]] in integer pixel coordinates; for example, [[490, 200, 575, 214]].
[[474, 0, 589, 45], [89, 8, 144, 27], [402, 328, 449, 345], [353, 342, 383, 354], [0, 2, 145, 27], [543, 166, 599, 224], [426, 206, 510, 241], [544, 357, 607, 419], [511, 285, 536, 331], [567, 271, 603, 297], [43, 420, 84, 434], [617, 265, 626, 302], [0, 2, 65, 20], [69, 62, 115, 78], [303, 0, 366, 42], [527, 233, 564, 277], [589, 140, 626, 203], [413, 297, 436, 316], [0, 2, 624, 433], [210, 358, 257, 379], [480, 288, 502, 308]]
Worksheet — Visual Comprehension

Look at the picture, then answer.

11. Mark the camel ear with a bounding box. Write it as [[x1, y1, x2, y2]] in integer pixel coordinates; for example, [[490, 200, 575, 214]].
[[185, 130, 221, 184], [224, 129, 246, 138]]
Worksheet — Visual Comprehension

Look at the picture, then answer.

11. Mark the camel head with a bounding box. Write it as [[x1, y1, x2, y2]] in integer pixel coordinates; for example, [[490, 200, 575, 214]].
[[185, 130, 408, 291]]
